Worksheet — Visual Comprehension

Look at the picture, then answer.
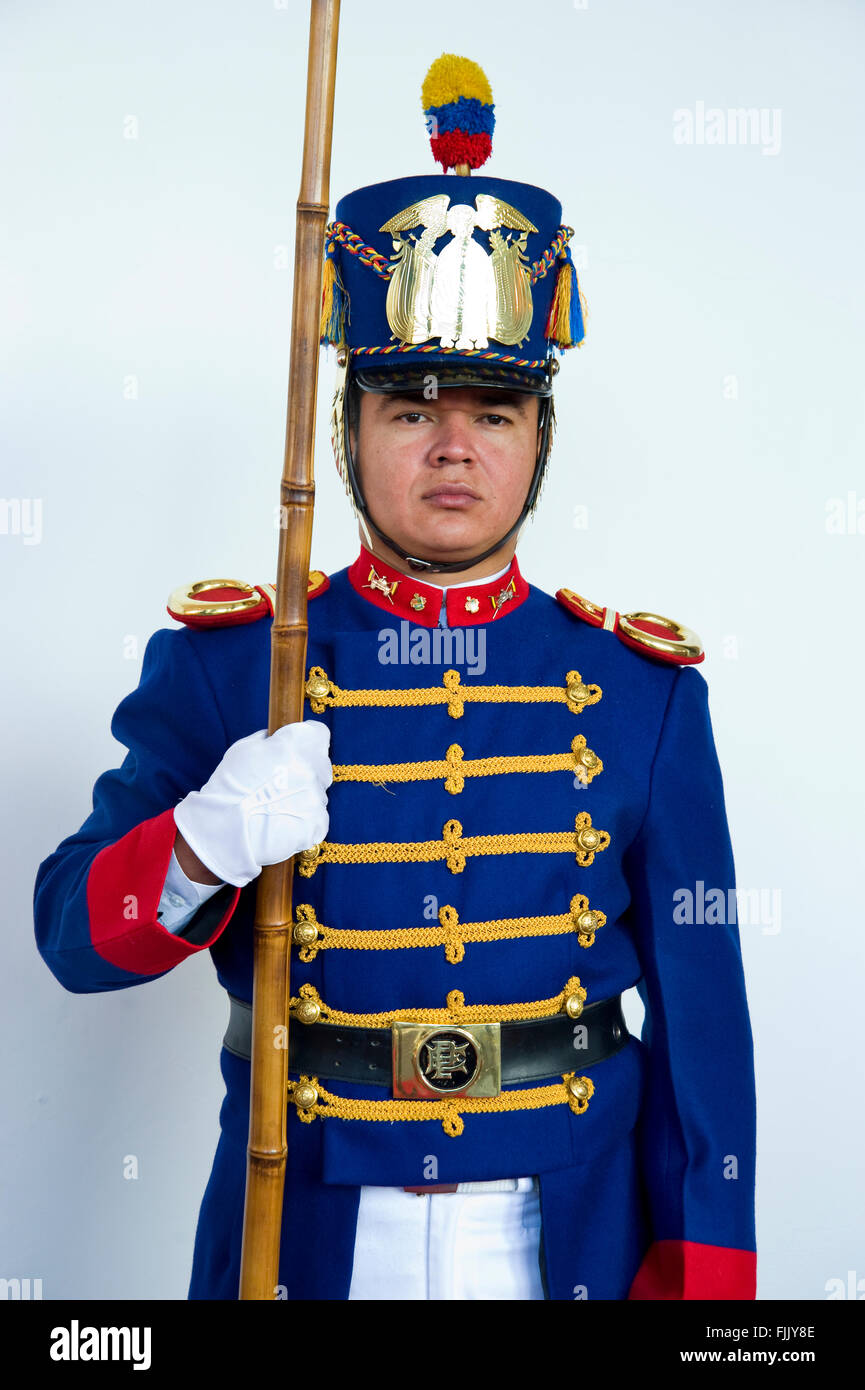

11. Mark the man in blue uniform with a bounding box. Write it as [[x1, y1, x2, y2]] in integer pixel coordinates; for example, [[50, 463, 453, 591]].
[[33, 54, 757, 1300]]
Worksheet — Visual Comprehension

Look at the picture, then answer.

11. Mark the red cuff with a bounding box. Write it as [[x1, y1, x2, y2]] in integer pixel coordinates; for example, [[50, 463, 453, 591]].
[[628, 1240, 756, 1300], [86, 807, 240, 974]]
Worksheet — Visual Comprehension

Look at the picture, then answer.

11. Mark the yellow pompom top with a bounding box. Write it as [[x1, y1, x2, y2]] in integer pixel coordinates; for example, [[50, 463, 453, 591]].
[[422, 53, 493, 110]]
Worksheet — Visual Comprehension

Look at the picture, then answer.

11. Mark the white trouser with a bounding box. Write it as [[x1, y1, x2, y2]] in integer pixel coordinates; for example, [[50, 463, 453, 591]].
[[347, 1177, 545, 1300]]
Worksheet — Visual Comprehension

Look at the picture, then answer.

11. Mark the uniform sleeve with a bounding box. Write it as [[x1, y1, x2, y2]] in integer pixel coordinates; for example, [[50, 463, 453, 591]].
[[624, 666, 757, 1299], [33, 627, 241, 993]]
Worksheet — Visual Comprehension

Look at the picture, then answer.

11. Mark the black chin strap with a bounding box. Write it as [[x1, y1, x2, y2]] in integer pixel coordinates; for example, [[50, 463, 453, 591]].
[[344, 395, 555, 575]]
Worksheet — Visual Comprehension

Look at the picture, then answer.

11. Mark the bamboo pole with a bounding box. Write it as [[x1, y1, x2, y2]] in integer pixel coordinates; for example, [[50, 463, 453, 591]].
[[238, 0, 341, 1301]]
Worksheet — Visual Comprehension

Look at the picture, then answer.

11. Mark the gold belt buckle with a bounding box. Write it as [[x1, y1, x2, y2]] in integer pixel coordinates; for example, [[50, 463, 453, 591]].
[[391, 1022, 501, 1100]]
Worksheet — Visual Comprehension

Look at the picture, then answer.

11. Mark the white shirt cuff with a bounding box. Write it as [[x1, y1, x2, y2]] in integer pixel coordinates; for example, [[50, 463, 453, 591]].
[[157, 847, 225, 934]]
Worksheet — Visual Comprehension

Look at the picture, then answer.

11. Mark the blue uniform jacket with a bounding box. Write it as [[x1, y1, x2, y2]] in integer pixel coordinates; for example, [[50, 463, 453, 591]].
[[33, 547, 757, 1300]]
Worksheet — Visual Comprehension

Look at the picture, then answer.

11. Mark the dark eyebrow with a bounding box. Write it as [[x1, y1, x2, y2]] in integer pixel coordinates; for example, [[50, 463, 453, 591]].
[[484, 392, 529, 415], [376, 391, 529, 415], [375, 392, 427, 408]]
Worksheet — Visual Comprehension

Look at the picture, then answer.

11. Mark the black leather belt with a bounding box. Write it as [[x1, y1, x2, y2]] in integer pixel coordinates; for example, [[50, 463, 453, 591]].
[[223, 991, 629, 1086]]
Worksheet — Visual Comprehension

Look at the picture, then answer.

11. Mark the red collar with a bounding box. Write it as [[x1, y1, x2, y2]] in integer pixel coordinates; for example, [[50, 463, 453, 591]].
[[347, 545, 530, 627]]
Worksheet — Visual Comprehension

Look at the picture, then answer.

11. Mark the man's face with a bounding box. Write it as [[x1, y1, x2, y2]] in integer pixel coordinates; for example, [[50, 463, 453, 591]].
[[350, 385, 542, 565]]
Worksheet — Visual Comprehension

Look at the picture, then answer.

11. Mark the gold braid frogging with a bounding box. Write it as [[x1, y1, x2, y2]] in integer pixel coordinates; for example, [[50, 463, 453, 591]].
[[292, 896, 606, 962], [294, 658, 606, 1133], [288, 1073, 596, 1137], [305, 666, 602, 720], [332, 735, 603, 793], [289, 976, 587, 1029], [297, 812, 610, 877]]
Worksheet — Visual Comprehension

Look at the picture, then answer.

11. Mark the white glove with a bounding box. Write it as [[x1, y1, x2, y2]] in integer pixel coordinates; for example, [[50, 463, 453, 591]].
[[173, 721, 332, 887]]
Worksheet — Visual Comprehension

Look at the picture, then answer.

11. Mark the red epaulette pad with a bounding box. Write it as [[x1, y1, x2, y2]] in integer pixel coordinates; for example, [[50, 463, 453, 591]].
[[556, 587, 704, 666], [167, 570, 329, 629], [307, 569, 330, 599]]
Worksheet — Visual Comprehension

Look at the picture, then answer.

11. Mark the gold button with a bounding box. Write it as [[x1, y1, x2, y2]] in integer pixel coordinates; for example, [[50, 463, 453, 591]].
[[294, 997, 321, 1025], [565, 993, 584, 1019], [294, 1082, 319, 1110], [305, 675, 330, 699], [299, 844, 321, 863], [577, 826, 600, 851], [576, 909, 598, 933], [293, 922, 318, 947], [567, 680, 590, 705], [568, 1077, 589, 1100], [580, 749, 598, 768]]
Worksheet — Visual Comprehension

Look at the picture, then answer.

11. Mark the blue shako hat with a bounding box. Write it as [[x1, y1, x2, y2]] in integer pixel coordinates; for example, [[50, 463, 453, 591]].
[[320, 53, 587, 574], [325, 176, 579, 393]]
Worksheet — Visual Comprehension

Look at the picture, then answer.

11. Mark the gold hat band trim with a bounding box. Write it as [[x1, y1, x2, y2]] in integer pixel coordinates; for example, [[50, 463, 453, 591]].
[[292, 895, 606, 963], [305, 665, 601, 720], [288, 1072, 595, 1137], [332, 735, 603, 793], [297, 812, 610, 878], [289, 976, 587, 1030]]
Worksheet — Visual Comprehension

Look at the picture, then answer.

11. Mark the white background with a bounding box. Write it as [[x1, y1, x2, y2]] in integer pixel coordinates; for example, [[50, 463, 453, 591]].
[[3, 0, 863, 1300]]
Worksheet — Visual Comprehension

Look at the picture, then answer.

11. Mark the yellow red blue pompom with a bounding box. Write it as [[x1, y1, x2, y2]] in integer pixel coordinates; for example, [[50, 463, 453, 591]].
[[422, 54, 494, 172]]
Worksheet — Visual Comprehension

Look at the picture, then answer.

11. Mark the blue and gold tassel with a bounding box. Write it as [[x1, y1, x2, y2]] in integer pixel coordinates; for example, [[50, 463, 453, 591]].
[[544, 244, 587, 350], [320, 238, 349, 348]]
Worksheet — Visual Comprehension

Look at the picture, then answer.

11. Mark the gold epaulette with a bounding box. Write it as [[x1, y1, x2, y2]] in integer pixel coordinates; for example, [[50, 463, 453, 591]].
[[167, 570, 329, 628], [556, 588, 704, 666]]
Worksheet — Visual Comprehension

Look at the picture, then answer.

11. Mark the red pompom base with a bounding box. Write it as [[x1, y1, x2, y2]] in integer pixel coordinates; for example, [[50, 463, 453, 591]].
[[430, 130, 492, 172]]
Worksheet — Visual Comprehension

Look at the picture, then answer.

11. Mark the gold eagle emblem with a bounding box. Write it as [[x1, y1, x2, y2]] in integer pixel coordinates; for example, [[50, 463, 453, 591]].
[[379, 194, 538, 349]]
